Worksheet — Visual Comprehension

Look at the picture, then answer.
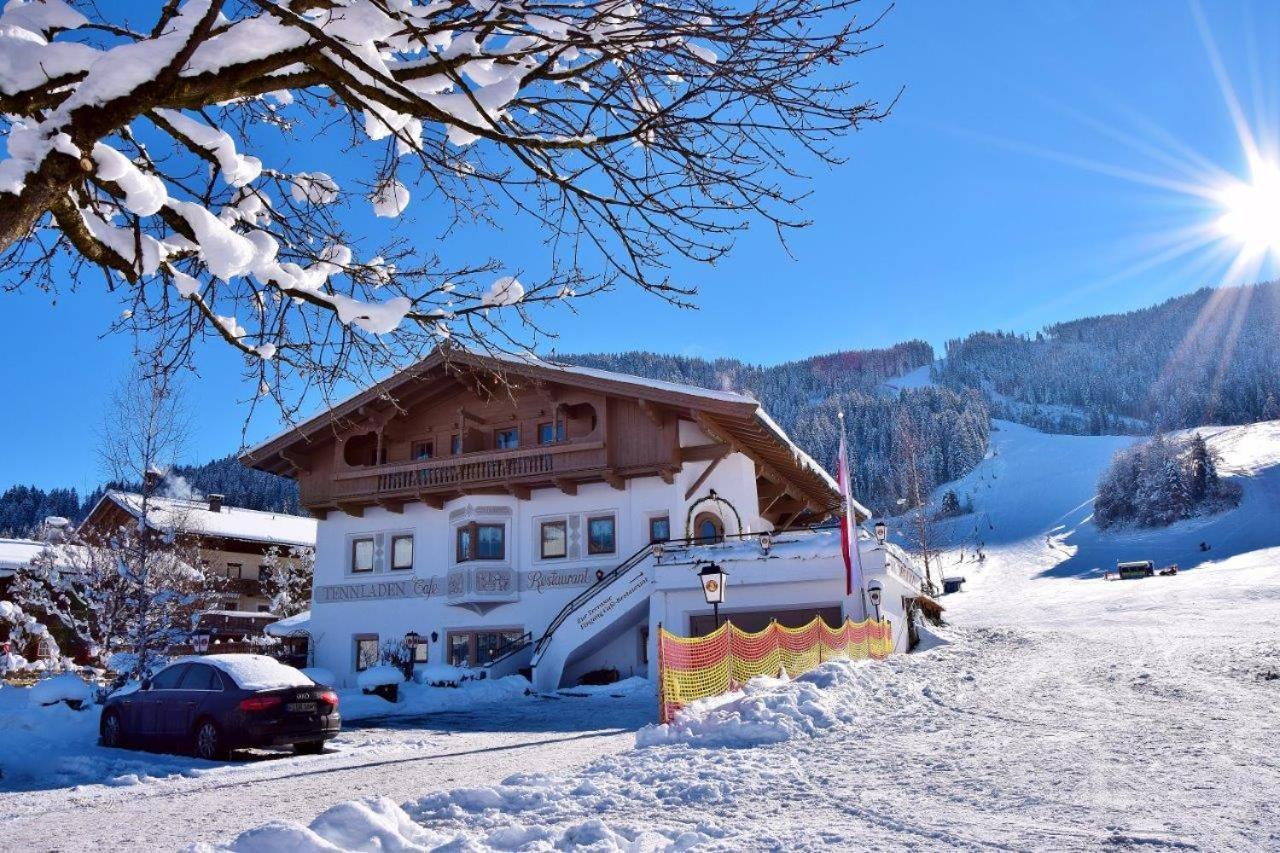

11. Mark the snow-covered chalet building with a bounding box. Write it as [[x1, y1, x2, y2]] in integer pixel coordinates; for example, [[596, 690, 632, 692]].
[[242, 348, 925, 690]]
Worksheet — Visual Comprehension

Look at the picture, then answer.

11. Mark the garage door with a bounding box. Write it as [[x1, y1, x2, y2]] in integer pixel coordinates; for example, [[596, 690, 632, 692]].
[[688, 605, 842, 636]]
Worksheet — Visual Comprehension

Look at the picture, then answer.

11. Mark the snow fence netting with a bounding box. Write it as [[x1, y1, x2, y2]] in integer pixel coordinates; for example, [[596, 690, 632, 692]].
[[657, 616, 892, 723]]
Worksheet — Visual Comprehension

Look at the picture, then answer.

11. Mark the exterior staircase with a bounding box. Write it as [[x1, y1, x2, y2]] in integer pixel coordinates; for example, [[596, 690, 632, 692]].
[[528, 543, 658, 693]]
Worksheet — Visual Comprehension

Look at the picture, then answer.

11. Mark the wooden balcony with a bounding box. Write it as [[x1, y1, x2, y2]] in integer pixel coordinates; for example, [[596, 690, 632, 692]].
[[301, 441, 610, 511]]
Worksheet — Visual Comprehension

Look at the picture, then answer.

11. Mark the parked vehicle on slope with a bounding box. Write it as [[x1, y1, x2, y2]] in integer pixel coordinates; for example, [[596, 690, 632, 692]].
[[99, 654, 340, 760]]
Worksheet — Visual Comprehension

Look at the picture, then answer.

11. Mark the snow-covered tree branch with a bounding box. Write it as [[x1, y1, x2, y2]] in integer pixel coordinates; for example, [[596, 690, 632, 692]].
[[0, 0, 887, 418]]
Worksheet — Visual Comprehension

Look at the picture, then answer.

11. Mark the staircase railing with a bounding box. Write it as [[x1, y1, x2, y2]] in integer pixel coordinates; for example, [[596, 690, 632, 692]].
[[529, 530, 790, 666], [530, 542, 658, 662], [482, 630, 534, 672]]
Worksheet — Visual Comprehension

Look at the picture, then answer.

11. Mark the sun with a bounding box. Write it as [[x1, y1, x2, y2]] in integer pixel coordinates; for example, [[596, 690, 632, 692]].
[[1214, 159, 1280, 256]]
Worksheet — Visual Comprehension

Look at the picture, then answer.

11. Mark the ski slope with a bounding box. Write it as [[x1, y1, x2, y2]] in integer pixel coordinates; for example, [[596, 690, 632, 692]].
[[930, 419, 1280, 630]]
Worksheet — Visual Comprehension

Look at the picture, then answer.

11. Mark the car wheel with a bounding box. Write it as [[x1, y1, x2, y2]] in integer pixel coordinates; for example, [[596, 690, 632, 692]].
[[101, 711, 126, 749], [193, 719, 228, 761], [293, 740, 325, 755]]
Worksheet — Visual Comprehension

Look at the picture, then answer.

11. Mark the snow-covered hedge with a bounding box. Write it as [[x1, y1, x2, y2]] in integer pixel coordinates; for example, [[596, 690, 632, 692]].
[[301, 667, 337, 688], [356, 665, 405, 690], [28, 673, 95, 708]]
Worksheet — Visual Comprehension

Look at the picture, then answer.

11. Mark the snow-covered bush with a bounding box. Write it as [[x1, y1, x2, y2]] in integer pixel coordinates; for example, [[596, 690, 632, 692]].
[[412, 663, 476, 688], [28, 673, 94, 709], [356, 665, 405, 691]]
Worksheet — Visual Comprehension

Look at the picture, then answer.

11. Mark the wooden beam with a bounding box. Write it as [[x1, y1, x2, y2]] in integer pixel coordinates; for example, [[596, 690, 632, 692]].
[[280, 450, 310, 475], [760, 489, 786, 519], [417, 492, 446, 510], [552, 478, 578, 496], [680, 443, 730, 463], [377, 498, 404, 514], [506, 484, 531, 500], [603, 470, 625, 491], [777, 507, 804, 531], [304, 506, 329, 520], [659, 468, 676, 485], [684, 454, 725, 501], [336, 502, 365, 518]]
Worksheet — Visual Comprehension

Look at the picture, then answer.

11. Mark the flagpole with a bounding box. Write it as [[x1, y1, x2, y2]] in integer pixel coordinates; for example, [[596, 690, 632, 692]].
[[837, 411, 869, 621]]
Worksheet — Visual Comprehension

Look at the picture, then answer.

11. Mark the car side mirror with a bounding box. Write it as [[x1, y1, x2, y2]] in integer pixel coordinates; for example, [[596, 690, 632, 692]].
[[140, 678, 152, 691]]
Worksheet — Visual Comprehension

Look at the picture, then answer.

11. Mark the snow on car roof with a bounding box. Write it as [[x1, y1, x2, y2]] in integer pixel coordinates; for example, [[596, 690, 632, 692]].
[[103, 492, 317, 548], [188, 654, 313, 691]]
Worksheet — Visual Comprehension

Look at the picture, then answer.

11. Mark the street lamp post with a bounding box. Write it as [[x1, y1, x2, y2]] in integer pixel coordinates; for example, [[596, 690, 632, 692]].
[[403, 631, 420, 682], [698, 562, 728, 630], [191, 629, 211, 655], [867, 579, 883, 623]]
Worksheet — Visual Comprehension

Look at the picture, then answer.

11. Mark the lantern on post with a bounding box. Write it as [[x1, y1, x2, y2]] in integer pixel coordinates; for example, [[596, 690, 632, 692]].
[[190, 629, 211, 655], [874, 520, 887, 544], [698, 562, 728, 630], [759, 532, 772, 556], [403, 631, 421, 681], [866, 579, 883, 623]]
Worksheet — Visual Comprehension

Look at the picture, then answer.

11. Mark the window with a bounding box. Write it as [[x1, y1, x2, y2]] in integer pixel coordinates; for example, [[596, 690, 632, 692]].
[[179, 664, 222, 691], [391, 535, 414, 570], [150, 664, 189, 690], [456, 523, 505, 562], [448, 629, 525, 666], [494, 427, 520, 449], [225, 562, 243, 579], [450, 434, 461, 455], [351, 537, 375, 573], [354, 636, 379, 672], [587, 516, 616, 555], [540, 520, 567, 559], [411, 440, 434, 460], [649, 515, 671, 544], [537, 421, 566, 445], [223, 601, 239, 611], [694, 512, 725, 543]]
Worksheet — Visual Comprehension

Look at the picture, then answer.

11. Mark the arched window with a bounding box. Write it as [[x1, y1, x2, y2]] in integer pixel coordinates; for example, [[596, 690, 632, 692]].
[[343, 431, 381, 467], [693, 511, 724, 543]]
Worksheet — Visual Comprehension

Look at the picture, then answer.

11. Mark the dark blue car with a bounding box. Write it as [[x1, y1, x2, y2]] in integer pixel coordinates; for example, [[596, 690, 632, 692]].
[[100, 654, 340, 760]]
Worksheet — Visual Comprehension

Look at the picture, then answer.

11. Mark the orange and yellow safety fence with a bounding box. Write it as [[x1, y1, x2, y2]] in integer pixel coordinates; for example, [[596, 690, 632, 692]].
[[657, 616, 893, 723]]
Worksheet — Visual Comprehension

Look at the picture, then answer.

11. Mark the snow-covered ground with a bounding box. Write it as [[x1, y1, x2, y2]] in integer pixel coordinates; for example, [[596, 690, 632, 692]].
[[6, 419, 1279, 850], [185, 419, 1280, 851]]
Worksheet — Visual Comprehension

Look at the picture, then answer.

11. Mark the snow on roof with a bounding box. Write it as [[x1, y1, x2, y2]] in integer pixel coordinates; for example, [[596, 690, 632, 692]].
[[265, 610, 311, 637], [189, 654, 312, 691], [0, 539, 45, 575], [104, 492, 316, 548]]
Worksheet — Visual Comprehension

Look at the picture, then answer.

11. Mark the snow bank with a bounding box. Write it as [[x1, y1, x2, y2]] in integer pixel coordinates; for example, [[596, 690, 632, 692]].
[[301, 667, 336, 687], [199, 654, 312, 691], [354, 664, 403, 690], [410, 662, 472, 686], [28, 673, 95, 707], [637, 658, 891, 748], [192, 796, 460, 852], [339, 675, 531, 722]]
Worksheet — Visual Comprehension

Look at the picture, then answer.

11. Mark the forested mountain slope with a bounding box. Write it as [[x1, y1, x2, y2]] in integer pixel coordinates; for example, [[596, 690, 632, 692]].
[[937, 281, 1280, 434]]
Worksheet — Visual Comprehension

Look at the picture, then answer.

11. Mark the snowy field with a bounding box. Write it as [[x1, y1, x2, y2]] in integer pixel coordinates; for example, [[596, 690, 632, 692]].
[[5, 420, 1279, 850]]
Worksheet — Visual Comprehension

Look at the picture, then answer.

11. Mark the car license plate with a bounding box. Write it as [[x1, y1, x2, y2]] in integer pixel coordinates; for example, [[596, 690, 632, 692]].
[[287, 701, 317, 713]]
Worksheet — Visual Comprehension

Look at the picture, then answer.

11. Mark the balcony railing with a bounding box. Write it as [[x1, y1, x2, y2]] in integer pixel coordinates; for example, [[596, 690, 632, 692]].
[[305, 441, 608, 505]]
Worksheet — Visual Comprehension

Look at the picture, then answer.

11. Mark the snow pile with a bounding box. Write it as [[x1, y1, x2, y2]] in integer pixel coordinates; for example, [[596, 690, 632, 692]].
[[411, 662, 473, 687], [28, 673, 95, 707], [637, 659, 890, 748], [200, 654, 312, 690], [340, 674, 531, 722], [355, 664, 404, 690], [198, 797, 457, 853], [301, 667, 336, 687]]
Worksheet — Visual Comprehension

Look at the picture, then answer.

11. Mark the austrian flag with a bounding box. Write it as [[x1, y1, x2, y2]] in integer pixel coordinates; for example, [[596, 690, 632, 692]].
[[836, 413, 867, 612]]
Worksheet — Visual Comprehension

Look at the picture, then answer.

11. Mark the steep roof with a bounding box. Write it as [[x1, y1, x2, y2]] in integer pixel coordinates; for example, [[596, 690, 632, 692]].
[[88, 492, 317, 548], [241, 346, 857, 518]]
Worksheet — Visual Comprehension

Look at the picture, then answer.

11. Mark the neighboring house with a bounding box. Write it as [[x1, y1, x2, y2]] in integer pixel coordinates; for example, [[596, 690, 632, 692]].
[[79, 492, 317, 614], [241, 346, 927, 690]]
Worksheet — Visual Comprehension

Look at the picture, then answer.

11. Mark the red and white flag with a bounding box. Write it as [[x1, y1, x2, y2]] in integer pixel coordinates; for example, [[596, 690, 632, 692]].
[[836, 413, 866, 611]]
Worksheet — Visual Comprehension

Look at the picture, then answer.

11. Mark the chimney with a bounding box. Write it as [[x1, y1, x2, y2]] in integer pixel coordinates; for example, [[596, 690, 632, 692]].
[[42, 516, 71, 543], [143, 466, 164, 494], [207, 494, 225, 513]]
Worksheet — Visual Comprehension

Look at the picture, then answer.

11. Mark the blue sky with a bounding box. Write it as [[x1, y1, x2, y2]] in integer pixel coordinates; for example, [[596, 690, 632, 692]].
[[3, 0, 1278, 492]]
